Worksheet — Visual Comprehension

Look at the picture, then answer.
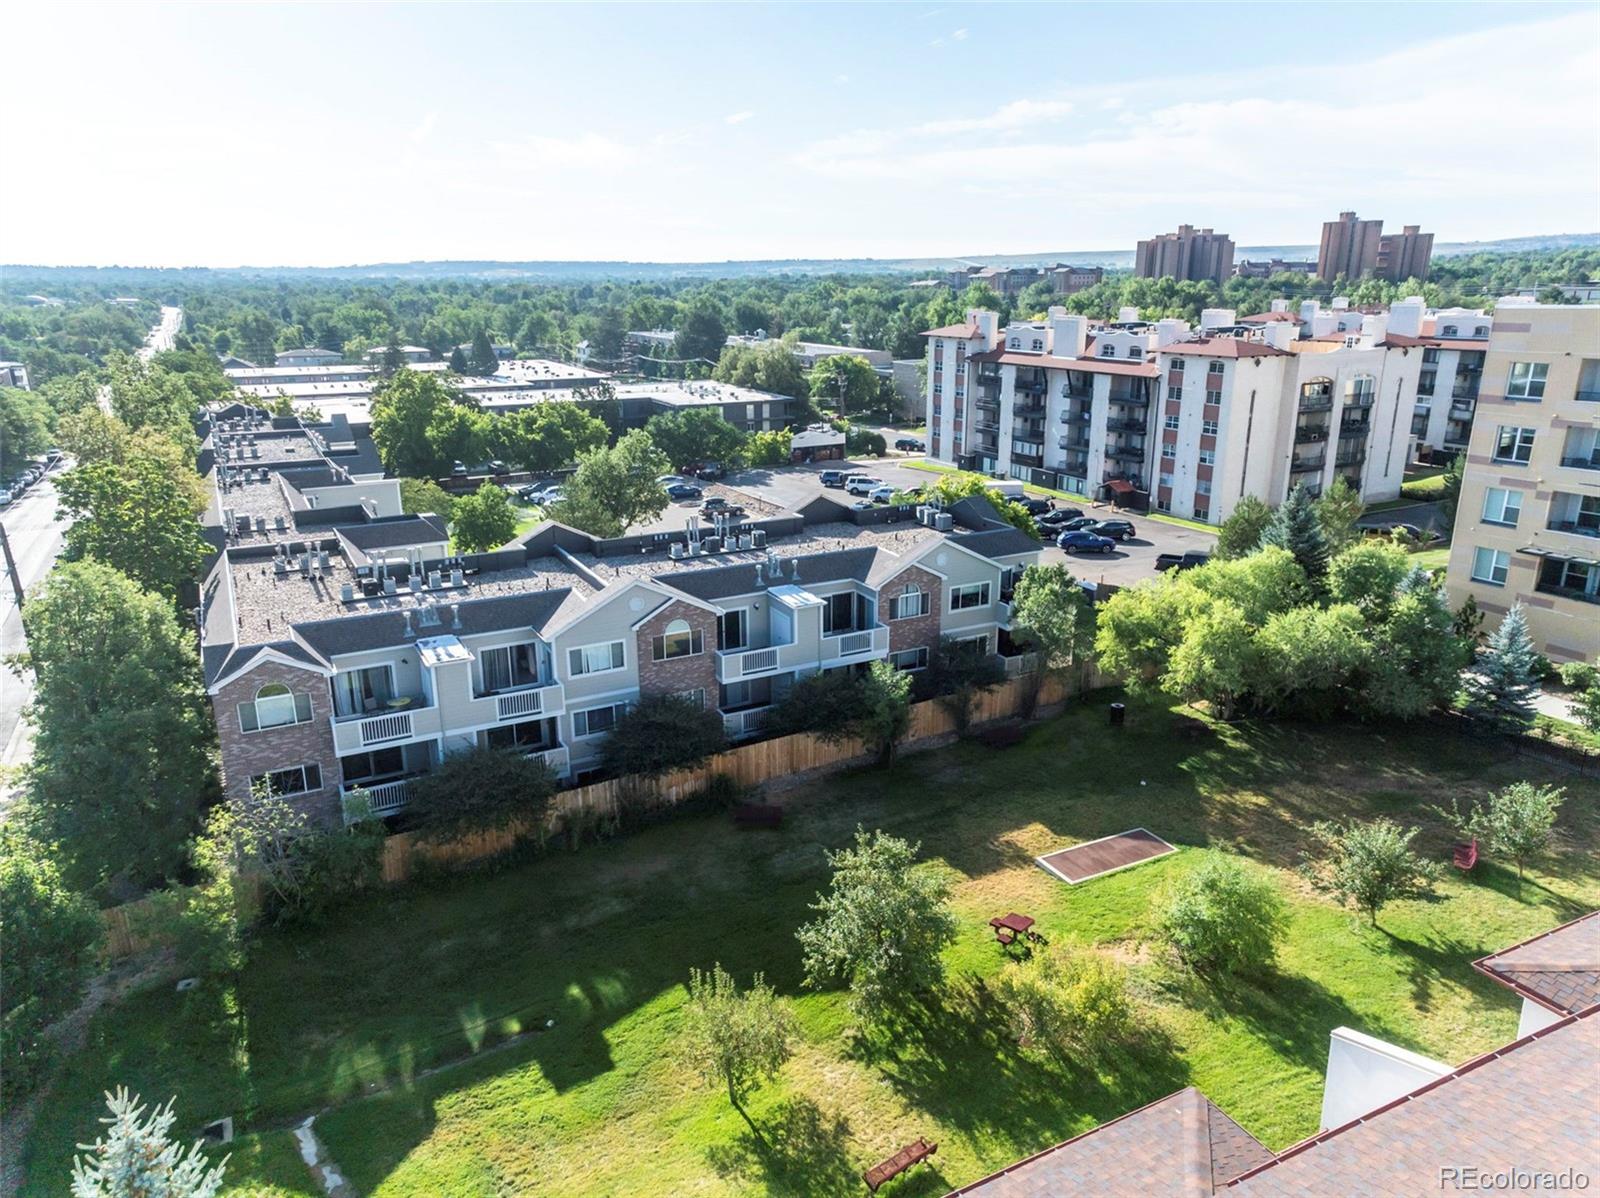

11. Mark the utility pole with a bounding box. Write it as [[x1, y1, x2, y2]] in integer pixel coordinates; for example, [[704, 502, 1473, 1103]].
[[0, 524, 23, 611]]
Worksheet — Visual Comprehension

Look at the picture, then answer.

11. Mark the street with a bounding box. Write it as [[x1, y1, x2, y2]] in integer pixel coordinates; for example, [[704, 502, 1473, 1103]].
[[0, 472, 70, 779], [139, 304, 183, 360]]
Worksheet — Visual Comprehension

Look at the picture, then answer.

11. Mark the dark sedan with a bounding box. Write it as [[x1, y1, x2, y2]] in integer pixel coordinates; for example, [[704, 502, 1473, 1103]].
[[666, 482, 704, 501], [1057, 529, 1116, 554], [1087, 519, 1137, 541]]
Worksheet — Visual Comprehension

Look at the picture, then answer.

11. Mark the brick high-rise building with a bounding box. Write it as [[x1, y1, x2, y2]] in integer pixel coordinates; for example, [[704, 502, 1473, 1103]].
[[1134, 225, 1234, 284], [1377, 224, 1434, 282], [1317, 211, 1385, 281]]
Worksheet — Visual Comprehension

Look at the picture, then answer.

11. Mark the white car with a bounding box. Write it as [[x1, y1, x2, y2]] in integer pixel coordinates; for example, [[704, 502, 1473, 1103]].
[[868, 484, 897, 503], [845, 476, 882, 496]]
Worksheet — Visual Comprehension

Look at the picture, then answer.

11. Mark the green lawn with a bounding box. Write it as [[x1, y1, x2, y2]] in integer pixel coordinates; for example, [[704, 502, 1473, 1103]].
[[1411, 546, 1452, 571], [19, 698, 1599, 1196]]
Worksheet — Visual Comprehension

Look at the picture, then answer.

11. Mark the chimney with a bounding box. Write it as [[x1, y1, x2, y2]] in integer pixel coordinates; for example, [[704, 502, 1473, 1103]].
[[1331, 296, 1349, 311], [402, 610, 413, 635], [1049, 313, 1088, 358], [1270, 298, 1289, 314], [971, 309, 998, 346], [1200, 308, 1236, 332], [1155, 318, 1189, 348], [788, 558, 799, 581], [1387, 296, 1425, 338], [1117, 306, 1140, 324], [1360, 314, 1388, 344], [1300, 299, 1320, 323], [1263, 323, 1296, 350]]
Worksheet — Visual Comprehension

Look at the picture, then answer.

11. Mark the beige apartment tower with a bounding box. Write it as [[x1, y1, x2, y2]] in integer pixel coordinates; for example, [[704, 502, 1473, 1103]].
[[1318, 211, 1385, 281], [1445, 302, 1600, 663], [1135, 225, 1235, 284]]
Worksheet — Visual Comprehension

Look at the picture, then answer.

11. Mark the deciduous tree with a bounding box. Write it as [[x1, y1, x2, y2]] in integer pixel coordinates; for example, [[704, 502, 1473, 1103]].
[[451, 482, 519, 553], [1313, 476, 1365, 556], [1213, 495, 1273, 560], [681, 964, 795, 1121], [600, 694, 726, 778], [1436, 782, 1564, 880], [1154, 852, 1286, 974], [645, 407, 747, 470], [548, 430, 670, 537], [1009, 563, 1097, 711], [1300, 818, 1441, 928]]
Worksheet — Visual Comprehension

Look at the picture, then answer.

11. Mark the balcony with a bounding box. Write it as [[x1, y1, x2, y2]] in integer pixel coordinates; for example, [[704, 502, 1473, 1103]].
[[1015, 375, 1046, 395], [1012, 452, 1044, 469], [722, 706, 773, 740], [823, 624, 890, 663], [1298, 395, 1334, 413], [1560, 455, 1600, 471], [1105, 417, 1146, 433], [1290, 455, 1326, 474], [1059, 408, 1092, 424], [1578, 389, 1600, 403], [1451, 384, 1479, 402], [1449, 400, 1475, 418], [464, 679, 565, 726], [1106, 444, 1146, 462], [975, 395, 1000, 413], [1547, 520, 1600, 539], [1334, 449, 1366, 467], [717, 641, 790, 682], [1294, 424, 1330, 444], [330, 702, 441, 756], [974, 418, 1000, 433], [1344, 393, 1375, 410], [1058, 434, 1090, 451], [977, 372, 1001, 390], [345, 775, 422, 819], [1108, 392, 1149, 409]]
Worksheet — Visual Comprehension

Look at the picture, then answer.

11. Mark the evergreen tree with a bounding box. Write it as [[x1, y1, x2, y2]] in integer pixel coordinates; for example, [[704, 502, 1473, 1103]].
[[379, 335, 406, 377], [470, 328, 499, 376], [1213, 495, 1273, 560], [1460, 602, 1541, 735], [69, 1088, 228, 1198], [1260, 483, 1329, 581], [448, 346, 470, 373]]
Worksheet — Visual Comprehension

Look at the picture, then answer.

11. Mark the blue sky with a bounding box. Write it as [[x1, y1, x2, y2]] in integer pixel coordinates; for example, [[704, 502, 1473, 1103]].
[[5, 2, 1597, 267]]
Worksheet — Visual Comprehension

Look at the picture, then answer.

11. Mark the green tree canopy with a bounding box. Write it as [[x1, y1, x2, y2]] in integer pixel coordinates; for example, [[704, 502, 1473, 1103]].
[[599, 694, 726, 778], [469, 328, 500, 375], [1437, 782, 1564, 880], [1213, 494, 1273, 560], [674, 296, 729, 365], [549, 430, 670, 537], [809, 354, 880, 418], [451, 481, 519, 553], [644, 407, 747, 470], [370, 369, 482, 477], [681, 964, 795, 1121], [1300, 818, 1441, 927]]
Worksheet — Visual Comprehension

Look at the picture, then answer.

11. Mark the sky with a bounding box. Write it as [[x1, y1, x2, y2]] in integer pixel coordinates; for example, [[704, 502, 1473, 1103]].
[[4, 2, 1598, 268]]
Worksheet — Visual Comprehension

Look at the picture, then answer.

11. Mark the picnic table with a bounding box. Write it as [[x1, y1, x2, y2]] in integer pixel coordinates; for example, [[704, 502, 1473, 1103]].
[[864, 1138, 937, 1193], [989, 913, 1040, 947]]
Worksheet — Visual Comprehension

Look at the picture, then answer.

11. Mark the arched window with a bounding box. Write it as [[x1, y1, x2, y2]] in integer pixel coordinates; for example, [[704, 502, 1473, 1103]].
[[239, 681, 312, 732], [1441, 325, 1457, 337], [652, 617, 703, 661], [892, 585, 930, 621]]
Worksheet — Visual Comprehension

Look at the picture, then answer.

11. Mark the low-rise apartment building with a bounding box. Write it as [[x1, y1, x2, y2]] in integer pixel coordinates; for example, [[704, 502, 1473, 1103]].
[[197, 413, 1039, 822], [924, 306, 1420, 522], [1445, 301, 1600, 663]]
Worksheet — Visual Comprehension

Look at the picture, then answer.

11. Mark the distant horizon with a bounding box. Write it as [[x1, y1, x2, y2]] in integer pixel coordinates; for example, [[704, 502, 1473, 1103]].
[[3, 3, 1596, 268]]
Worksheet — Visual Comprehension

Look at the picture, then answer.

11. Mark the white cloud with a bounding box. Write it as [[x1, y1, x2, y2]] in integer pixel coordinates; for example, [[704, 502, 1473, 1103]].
[[489, 132, 634, 171], [915, 99, 1074, 136], [951, 27, 967, 40], [724, 110, 755, 125], [409, 112, 437, 143]]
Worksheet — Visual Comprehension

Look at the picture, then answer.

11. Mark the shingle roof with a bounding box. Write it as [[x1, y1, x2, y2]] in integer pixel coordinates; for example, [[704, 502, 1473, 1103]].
[[654, 547, 880, 601], [204, 640, 331, 688], [339, 515, 450, 551], [952, 526, 1042, 558], [1159, 339, 1290, 359], [1474, 910, 1600, 1016], [950, 1087, 1272, 1196], [293, 589, 577, 659], [923, 322, 982, 338], [946, 495, 1010, 532]]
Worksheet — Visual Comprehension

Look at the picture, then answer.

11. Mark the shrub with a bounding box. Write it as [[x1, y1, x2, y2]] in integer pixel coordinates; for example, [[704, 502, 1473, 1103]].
[[992, 945, 1137, 1059], [681, 963, 795, 1117], [920, 637, 1005, 735], [599, 693, 726, 778], [1435, 782, 1565, 881], [411, 746, 559, 846], [1153, 852, 1287, 974], [1300, 818, 1442, 928]]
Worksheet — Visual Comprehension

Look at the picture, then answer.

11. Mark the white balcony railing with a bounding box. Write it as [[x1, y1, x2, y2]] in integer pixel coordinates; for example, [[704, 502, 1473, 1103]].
[[348, 776, 418, 818], [716, 644, 785, 681], [722, 706, 772, 739], [1002, 652, 1039, 677], [823, 625, 889, 663], [358, 710, 411, 745], [526, 745, 570, 778], [494, 681, 559, 721], [330, 704, 441, 756]]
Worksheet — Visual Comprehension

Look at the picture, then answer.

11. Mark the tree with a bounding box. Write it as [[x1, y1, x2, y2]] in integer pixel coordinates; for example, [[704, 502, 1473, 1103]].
[[809, 355, 879, 419], [767, 668, 869, 741], [1460, 602, 1541, 735], [674, 296, 729, 365], [922, 637, 1006, 735], [991, 946, 1136, 1060], [15, 562, 214, 896], [1360, 588, 1468, 720], [920, 470, 1038, 539], [398, 476, 457, 524], [1561, 663, 1600, 735], [549, 430, 671, 537], [712, 339, 809, 405], [1, 828, 102, 1097], [645, 407, 747, 470], [0, 386, 53, 476], [379, 335, 406, 376], [1260, 482, 1329, 582], [681, 964, 795, 1122], [452, 482, 519, 552], [1253, 603, 1369, 714], [370, 369, 474, 477], [1154, 852, 1286, 974], [600, 694, 726, 778], [1213, 495, 1273, 560], [409, 746, 559, 845], [55, 447, 209, 602], [70, 1088, 227, 1198], [488, 404, 608, 475], [796, 827, 957, 1021], [1437, 782, 1564, 881], [470, 328, 500, 376], [1327, 541, 1412, 619], [448, 346, 470, 373], [1009, 563, 1097, 712], [1313, 476, 1365, 556], [1300, 818, 1441, 928], [854, 660, 913, 766], [1438, 453, 1464, 528], [745, 428, 793, 466], [1165, 602, 1260, 718]]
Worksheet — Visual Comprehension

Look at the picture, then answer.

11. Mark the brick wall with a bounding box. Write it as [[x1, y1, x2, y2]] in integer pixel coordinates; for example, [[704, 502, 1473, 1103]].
[[634, 600, 719, 708], [212, 660, 343, 821], [879, 565, 943, 658]]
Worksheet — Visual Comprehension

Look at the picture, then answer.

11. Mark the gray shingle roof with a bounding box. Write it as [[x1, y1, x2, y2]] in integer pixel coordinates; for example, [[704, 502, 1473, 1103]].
[[339, 515, 450, 551], [952, 526, 1042, 559], [204, 640, 331, 687], [656, 547, 881, 601], [292, 589, 576, 659]]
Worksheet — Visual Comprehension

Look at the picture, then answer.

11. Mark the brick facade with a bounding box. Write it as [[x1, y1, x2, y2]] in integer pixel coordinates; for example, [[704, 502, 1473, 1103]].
[[212, 659, 343, 822], [634, 600, 718, 709], [878, 565, 943, 661]]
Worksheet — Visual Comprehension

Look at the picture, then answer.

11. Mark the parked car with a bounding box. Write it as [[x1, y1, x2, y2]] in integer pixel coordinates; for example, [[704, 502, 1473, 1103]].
[[1087, 519, 1137, 542], [845, 476, 882, 496], [666, 482, 704, 501], [658, 474, 689, 487], [1034, 507, 1084, 529], [868, 484, 897, 503], [1057, 530, 1116, 554], [1056, 516, 1101, 533], [538, 486, 564, 505], [694, 462, 726, 480], [893, 437, 924, 452], [1018, 497, 1053, 517], [450, 461, 468, 477], [1155, 551, 1212, 572], [487, 460, 511, 476], [820, 469, 847, 488], [0, 488, 12, 508], [701, 495, 732, 510]]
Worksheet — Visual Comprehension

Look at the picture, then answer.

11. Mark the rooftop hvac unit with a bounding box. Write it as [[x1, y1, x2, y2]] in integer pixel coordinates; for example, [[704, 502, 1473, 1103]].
[[933, 513, 954, 532], [669, 542, 685, 559], [340, 584, 354, 602], [916, 505, 933, 525], [298, 553, 312, 574], [752, 529, 767, 548], [383, 577, 397, 595], [451, 568, 465, 586], [428, 570, 442, 589], [255, 516, 267, 532], [274, 559, 287, 575], [318, 550, 330, 569], [703, 536, 722, 553]]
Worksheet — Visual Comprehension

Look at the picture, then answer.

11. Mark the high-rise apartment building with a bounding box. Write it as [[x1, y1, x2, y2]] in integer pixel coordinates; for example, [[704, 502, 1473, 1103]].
[[1134, 225, 1235, 284], [1318, 211, 1385, 281], [1444, 301, 1600, 663], [1377, 225, 1434, 282]]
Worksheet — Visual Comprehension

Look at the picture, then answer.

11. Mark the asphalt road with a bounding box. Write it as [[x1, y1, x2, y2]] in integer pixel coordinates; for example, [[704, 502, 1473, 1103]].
[[0, 471, 70, 778], [139, 305, 183, 360]]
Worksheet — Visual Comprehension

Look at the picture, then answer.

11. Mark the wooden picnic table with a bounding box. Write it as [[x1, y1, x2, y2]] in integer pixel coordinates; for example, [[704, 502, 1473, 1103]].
[[990, 913, 1036, 936], [863, 1138, 937, 1193]]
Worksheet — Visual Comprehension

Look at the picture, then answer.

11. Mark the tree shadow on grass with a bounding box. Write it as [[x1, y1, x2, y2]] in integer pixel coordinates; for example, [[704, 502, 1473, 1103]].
[[704, 1097, 858, 1197], [1466, 861, 1590, 920]]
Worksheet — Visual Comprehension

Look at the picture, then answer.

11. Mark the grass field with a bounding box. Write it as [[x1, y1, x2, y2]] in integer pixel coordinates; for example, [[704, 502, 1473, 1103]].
[[20, 697, 1599, 1197]]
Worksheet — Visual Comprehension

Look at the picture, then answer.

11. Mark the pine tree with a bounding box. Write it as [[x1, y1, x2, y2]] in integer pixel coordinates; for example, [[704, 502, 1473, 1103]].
[[380, 335, 405, 376], [1460, 602, 1541, 735], [470, 328, 499, 376], [70, 1088, 228, 1198], [1260, 483, 1329, 580], [448, 346, 470, 373]]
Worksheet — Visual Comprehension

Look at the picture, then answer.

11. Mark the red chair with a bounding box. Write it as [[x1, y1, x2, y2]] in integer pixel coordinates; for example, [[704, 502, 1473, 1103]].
[[1452, 838, 1479, 872]]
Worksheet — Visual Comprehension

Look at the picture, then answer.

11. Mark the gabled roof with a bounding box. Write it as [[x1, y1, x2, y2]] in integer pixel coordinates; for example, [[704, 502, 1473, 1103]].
[[950, 1087, 1271, 1197], [1474, 910, 1600, 1016], [945, 494, 1010, 532], [952, 526, 1041, 559], [338, 515, 450, 551], [655, 547, 880, 602], [205, 641, 333, 691], [923, 322, 982, 339]]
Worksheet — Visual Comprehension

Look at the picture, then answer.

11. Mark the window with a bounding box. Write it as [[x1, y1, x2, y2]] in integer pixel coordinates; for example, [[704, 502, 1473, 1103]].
[[250, 764, 322, 797], [1161, 443, 1176, 459], [1166, 385, 1182, 402], [340, 746, 407, 783], [1127, 346, 1142, 359], [1422, 348, 1440, 364], [1507, 362, 1548, 399], [949, 582, 991, 611], [1009, 337, 1021, 349], [1205, 389, 1223, 405], [1492, 425, 1536, 463], [890, 647, 929, 671], [651, 618, 703, 661], [1471, 547, 1510, 585], [823, 591, 857, 633], [485, 718, 555, 752], [717, 609, 747, 651], [955, 633, 990, 655], [238, 683, 312, 733], [1196, 479, 1212, 496], [1207, 360, 1224, 376], [480, 642, 541, 693], [1193, 508, 1209, 522], [1031, 338, 1044, 352], [1164, 414, 1180, 430], [572, 702, 629, 738], [1417, 372, 1436, 396], [1100, 343, 1116, 357], [568, 641, 625, 676], [1159, 471, 1174, 487], [1171, 357, 1186, 372], [1202, 419, 1219, 437], [1481, 487, 1523, 526], [1198, 449, 1216, 465], [891, 585, 930, 620], [333, 665, 393, 717], [1441, 325, 1457, 337]]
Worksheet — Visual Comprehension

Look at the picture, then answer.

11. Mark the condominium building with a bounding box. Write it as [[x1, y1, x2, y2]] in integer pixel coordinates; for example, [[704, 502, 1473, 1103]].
[[1318, 211, 1434, 281], [1445, 301, 1600, 663], [197, 409, 1039, 822], [923, 306, 1419, 522], [1133, 225, 1235, 284], [0, 360, 30, 390], [275, 347, 345, 368], [1386, 300, 1491, 456], [1377, 224, 1434, 282]]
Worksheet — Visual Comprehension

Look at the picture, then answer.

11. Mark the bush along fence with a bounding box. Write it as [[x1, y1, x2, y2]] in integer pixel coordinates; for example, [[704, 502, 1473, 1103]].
[[94, 669, 1096, 961]]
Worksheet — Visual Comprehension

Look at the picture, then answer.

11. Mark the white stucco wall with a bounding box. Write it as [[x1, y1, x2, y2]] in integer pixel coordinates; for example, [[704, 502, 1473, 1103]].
[[1319, 1026, 1452, 1132]]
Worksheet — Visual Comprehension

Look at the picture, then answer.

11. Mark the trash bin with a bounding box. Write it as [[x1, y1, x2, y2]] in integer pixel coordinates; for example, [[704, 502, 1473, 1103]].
[[1109, 702, 1126, 727]]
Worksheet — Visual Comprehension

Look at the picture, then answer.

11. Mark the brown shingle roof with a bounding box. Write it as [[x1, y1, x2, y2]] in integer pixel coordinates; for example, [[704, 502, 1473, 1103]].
[[1238, 312, 1300, 323], [1475, 910, 1600, 1016], [924, 323, 982, 338], [1159, 339, 1290, 359]]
